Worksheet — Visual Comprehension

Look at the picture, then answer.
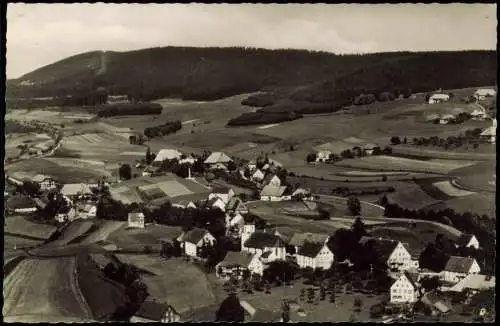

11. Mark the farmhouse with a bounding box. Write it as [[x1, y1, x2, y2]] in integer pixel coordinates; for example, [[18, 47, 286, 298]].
[[390, 271, 420, 304], [428, 93, 450, 104], [474, 88, 496, 100], [441, 256, 481, 284], [251, 169, 265, 182], [80, 203, 97, 218], [439, 114, 455, 124], [61, 183, 93, 199], [130, 300, 181, 323], [289, 232, 330, 254], [206, 196, 227, 212], [241, 225, 286, 262], [454, 234, 480, 249], [260, 184, 288, 201], [177, 228, 216, 258], [128, 212, 145, 229], [480, 125, 496, 143], [216, 251, 265, 279], [316, 150, 332, 163], [6, 195, 38, 214], [359, 237, 419, 272], [172, 200, 197, 209], [441, 274, 495, 293], [142, 165, 162, 177], [296, 242, 335, 270], [226, 197, 249, 215], [32, 174, 57, 190], [204, 152, 232, 165], [154, 149, 183, 163], [262, 174, 281, 187], [226, 213, 245, 228], [208, 186, 235, 205]]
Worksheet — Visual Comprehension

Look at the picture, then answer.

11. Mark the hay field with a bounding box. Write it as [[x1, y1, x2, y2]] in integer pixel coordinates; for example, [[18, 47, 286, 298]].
[[3, 257, 91, 320], [114, 255, 215, 313], [45, 220, 96, 247], [107, 224, 182, 251], [4, 215, 58, 240], [387, 185, 443, 211]]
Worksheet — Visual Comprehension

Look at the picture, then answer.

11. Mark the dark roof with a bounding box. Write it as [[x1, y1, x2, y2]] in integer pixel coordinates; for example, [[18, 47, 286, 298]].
[[297, 242, 326, 258], [359, 236, 399, 261], [135, 300, 175, 321], [444, 256, 478, 273], [289, 232, 329, 247], [181, 228, 211, 245], [455, 234, 475, 247], [7, 195, 36, 210], [219, 251, 254, 267], [403, 271, 420, 288], [244, 232, 285, 249]]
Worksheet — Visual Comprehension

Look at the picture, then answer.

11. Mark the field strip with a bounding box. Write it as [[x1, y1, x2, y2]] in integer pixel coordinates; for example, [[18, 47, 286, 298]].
[[69, 257, 93, 319], [257, 123, 281, 129], [121, 151, 146, 156], [433, 180, 476, 197], [182, 119, 199, 125]]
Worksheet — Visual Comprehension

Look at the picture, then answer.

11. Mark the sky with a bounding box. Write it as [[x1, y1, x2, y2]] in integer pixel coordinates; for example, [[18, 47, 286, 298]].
[[6, 3, 497, 78]]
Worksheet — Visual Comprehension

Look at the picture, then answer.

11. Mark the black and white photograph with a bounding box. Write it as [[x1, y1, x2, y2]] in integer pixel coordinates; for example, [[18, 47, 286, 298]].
[[3, 3, 496, 323]]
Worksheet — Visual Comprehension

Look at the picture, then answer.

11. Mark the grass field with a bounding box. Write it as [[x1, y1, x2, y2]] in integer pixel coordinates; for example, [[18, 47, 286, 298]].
[[432, 181, 476, 197], [4, 235, 43, 251], [79, 220, 127, 244], [426, 193, 496, 217], [450, 161, 496, 193], [4, 215, 58, 240], [391, 144, 495, 160], [114, 255, 215, 314], [107, 224, 183, 251], [386, 184, 443, 211], [3, 257, 92, 320], [46, 220, 96, 247]]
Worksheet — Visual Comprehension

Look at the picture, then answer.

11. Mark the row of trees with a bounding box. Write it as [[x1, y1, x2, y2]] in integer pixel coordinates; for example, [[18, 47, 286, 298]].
[[227, 111, 302, 126], [143, 120, 182, 138], [412, 133, 481, 149], [96, 103, 163, 117], [306, 146, 393, 163]]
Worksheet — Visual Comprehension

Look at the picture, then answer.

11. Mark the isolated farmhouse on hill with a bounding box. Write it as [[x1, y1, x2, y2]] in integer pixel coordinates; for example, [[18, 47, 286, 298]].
[[474, 88, 496, 100], [316, 150, 332, 163]]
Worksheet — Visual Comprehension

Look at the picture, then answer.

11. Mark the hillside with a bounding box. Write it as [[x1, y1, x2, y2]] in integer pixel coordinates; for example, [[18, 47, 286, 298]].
[[6, 47, 496, 103]]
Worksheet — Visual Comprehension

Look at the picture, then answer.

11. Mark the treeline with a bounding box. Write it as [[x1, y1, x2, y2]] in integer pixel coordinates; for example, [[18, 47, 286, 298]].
[[7, 48, 496, 103], [96, 103, 163, 117], [143, 120, 182, 138], [227, 111, 302, 126]]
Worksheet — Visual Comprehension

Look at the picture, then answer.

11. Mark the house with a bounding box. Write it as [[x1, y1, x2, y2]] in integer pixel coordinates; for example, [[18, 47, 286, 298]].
[[262, 174, 281, 187], [226, 213, 245, 228], [176, 228, 216, 258], [6, 195, 38, 214], [480, 126, 496, 143], [241, 226, 287, 263], [359, 237, 419, 272], [454, 234, 480, 250], [421, 292, 452, 316], [474, 88, 496, 100], [80, 203, 97, 218], [441, 274, 495, 293], [296, 242, 334, 270], [226, 197, 248, 215], [247, 160, 257, 172], [179, 155, 196, 165], [260, 184, 287, 201], [251, 169, 265, 182], [55, 205, 77, 223], [172, 200, 197, 210], [207, 197, 227, 212], [390, 271, 420, 304], [470, 109, 487, 120], [316, 150, 332, 163], [128, 212, 145, 229], [204, 152, 232, 165], [208, 187, 235, 205], [291, 188, 313, 200], [61, 183, 92, 199], [363, 143, 379, 155], [153, 149, 183, 163], [289, 232, 330, 254], [439, 114, 455, 124], [32, 174, 57, 190], [428, 93, 450, 104], [130, 299, 181, 323], [240, 300, 282, 322], [441, 256, 481, 284], [142, 165, 162, 177], [215, 251, 265, 279], [209, 162, 229, 171]]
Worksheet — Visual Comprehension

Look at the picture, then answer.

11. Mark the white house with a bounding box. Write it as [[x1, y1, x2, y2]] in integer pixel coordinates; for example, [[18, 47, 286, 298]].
[[441, 256, 481, 284], [429, 93, 450, 104], [251, 169, 265, 182], [207, 197, 227, 212], [439, 114, 455, 125], [153, 149, 183, 163], [208, 187, 235, 205], [55, 206, 77, 223], [289, 232, 330, 254], [61, 183, 93, 200], [262, 174, 281, 187], [241, 227, 287, 264], [359, 237, 419, 272], [216, 251, 265, 279], [454, 234, 480, 250], [177, 228, 216, 258], [32, 174, 57, 190], [316, 150, 332, 163], [247, 160, 257, 172], [179, 155, 196, 165], [260, 184, 287, 201], [390, 272, 420, 304], [226, 213, 245, 228], [130, 300, 181, 323], [480, 124, 496, 143], [204, 152, 232, 165], [296, 242, 334, 270], [474, 88, 496, 100], [128, 212, 145, 229]]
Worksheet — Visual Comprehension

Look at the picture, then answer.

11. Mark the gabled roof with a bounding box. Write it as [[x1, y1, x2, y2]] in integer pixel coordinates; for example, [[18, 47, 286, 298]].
[[359, 236, 400, 261], [252, 169, 265, 178], [219, 251, 254, 267], [32, 174, 52, 183], [289, 232, 329, 247], [134, 300, 177, 321], [207, 196, 225, 207], [226, 197, 247, 212], [154, 149, 183, 162], [480, 126, 496, 137], [61, 183, 92, 196], [260, 184, 287, 197], [292, 188, 311, 197], [444, 256, 478, 273], [297, 242, 327, 258], [204, 152, 232, 164], [455, 234, 476, 247], [474, 88, 496, 96], [179, 228, 212, 245], [262, 174, 280, 185], [229, 213, 244, 226], [244, 232, 285, 249]]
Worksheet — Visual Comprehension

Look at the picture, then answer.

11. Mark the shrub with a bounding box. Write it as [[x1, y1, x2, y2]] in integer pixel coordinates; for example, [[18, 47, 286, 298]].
[[96, 103, 163, 117], [227, 111, 302, 126]]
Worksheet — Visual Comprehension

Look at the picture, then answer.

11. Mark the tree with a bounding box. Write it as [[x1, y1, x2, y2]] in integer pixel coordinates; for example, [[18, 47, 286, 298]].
[[370, 303, 385, 318], [216, 293, 245, 322], [119, 164, 132, 180], [390, 136, 401, 145], [351, 217, 368, 240], [420, 276, 441, 292], [20, 181, 41, 196], [145, 147, 153, 165], [281, 299, 290, 322], [347, 196, 361, 216], [353, 297, 363, 312], [306, 153, 317, 163]]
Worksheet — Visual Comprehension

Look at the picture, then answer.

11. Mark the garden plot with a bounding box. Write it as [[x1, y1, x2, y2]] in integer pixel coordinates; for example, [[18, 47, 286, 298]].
[[114, 255, 215, 314], [432, 181, 476, 197]]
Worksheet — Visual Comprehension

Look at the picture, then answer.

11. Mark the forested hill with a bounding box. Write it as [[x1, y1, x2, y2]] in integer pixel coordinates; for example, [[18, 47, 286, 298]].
[[6, 46, 497, 102]]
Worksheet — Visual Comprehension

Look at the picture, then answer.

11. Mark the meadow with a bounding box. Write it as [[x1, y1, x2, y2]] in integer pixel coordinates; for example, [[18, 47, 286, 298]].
[[106, 224, 183, 251], [4, 215, 58, 240]]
